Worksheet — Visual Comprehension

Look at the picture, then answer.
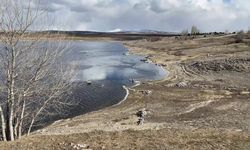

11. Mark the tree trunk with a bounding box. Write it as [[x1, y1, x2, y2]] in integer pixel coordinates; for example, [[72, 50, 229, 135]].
[[6, 84, 15, 141], [27, 99, 50, 136], [14, 118, 19, 139], [0, 105, 7, 141], [6, 46, 16, 141], [27, 117, 35, 136], [18, 100, 25, 139]]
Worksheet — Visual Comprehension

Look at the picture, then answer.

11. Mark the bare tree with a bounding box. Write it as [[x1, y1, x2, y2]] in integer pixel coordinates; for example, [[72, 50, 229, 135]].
[[0, 105, 7, 141], [247, 27, 250, 38], [225, 29, 229, 34], [191, 25, 200, 36], [0, 0, 74, 141], [181, 29, 189, 40], [235, 30, 245, 43]]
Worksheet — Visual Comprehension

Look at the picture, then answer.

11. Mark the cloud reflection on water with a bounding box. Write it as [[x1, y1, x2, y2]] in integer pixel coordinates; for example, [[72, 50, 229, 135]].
[[68, 41, 166, 83]]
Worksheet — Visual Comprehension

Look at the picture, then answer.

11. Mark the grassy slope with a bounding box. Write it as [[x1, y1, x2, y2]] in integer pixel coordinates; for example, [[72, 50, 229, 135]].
[[1, 34, 250, 149]]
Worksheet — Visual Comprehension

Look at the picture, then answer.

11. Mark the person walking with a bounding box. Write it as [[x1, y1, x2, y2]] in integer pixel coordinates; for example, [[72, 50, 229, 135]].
[[137, 108, 147, 125]]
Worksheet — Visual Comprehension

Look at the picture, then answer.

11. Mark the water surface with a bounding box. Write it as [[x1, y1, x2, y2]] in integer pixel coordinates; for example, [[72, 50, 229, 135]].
[[67, 41, 166, 83], [64, 41, 167, 115]]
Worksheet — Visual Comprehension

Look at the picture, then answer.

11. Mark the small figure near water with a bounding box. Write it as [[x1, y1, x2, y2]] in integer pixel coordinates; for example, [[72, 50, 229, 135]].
[[86, 81, 92, 85], [123, 52, 129, 56], [131, 78, 135, 83], [136, 108, 147, 125], [130, 78, 141, 85]]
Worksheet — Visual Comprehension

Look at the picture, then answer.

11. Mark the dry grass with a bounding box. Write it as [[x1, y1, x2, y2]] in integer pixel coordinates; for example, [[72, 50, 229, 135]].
[[1, 128, 249, 150]]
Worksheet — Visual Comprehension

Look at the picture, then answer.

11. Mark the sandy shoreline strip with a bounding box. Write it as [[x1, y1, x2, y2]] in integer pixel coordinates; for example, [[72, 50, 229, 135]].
[[114, 86, 130, 106], [115, 80, 142, 106], [114, 44, 169, 106]]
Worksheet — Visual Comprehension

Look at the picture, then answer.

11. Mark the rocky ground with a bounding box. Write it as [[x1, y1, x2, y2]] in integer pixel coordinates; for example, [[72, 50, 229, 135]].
[[1, 34, 250, 149]]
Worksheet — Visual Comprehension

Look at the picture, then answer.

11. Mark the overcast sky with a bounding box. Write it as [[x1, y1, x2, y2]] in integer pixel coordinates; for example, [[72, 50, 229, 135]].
[[38, 0, 250, 32]]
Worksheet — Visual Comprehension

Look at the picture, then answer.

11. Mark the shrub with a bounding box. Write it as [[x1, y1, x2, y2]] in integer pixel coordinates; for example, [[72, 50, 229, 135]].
[[181, 29, 189, 40], [191, 25, 200, 35], [146, 37, 162, 42], [235, 30, 245, 43], [247, 30, 250, 39]]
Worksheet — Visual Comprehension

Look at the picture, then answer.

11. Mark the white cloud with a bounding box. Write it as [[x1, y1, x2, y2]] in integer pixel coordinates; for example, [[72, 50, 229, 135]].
[[109, 28, 122, 32], [33, 0, 250, 32]]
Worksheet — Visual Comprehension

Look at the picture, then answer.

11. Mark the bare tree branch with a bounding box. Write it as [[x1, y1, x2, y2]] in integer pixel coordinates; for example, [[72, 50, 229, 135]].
[[0, 0, 75, 141]]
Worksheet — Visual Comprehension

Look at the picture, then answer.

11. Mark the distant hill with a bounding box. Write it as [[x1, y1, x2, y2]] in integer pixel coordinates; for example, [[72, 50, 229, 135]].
[[42, 30, 181, 37], [115, 29, 178, 35]]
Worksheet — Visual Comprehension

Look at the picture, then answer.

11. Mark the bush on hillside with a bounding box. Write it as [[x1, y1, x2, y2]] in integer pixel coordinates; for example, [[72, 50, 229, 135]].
[[235, 30, 245, 43]]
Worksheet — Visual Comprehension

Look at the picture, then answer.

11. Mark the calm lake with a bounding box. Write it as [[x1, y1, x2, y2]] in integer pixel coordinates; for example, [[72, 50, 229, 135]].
[[65, 41, 167, 115]]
